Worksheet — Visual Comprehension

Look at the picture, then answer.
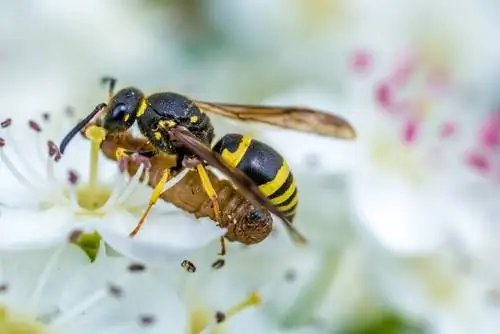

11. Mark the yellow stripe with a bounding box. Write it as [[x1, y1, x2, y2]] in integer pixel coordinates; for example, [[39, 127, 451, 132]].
[[278, 192, 298, 212], [270, 181, 296, 206], [136, 99, 147, 117], [220, 136, 252, 168], [284, 206, 297, 216], [258, 163, 289, 197]]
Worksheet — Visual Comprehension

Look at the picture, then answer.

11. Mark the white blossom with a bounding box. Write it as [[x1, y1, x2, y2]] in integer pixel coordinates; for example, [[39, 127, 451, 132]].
[[0, 244, 186, 334], [0, 110, 224, 262]]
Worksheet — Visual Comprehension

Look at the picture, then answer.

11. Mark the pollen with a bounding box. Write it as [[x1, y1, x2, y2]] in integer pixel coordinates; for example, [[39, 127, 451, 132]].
[[190, 116, 199, 123]]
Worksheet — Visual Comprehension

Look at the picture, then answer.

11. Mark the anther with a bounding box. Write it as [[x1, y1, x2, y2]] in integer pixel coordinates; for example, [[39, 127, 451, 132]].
[[118, 158, 128, 173], [0, 137, 4, 148], [68, 170, 79, 185], [42, 112, 50, 122], [68, 229, 84, 243], [107, 283, 123, 298], [181, 260, 197, 273], [128, 263, 146, 273], [65, 106, 75, 118], [28, 120, 42, 132], [1, 119, 11, 128], [215, 311, 226, 324], [211, 259, 225, 270], [284, 269, 296, 282], [0, 283, 8, 294], [217, 291, 261, 325], [138, 315, 156, 327], [47, 140, 61, 162]]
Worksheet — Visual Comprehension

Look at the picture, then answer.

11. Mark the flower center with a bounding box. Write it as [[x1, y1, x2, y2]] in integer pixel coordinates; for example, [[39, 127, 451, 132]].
[[0, 118, 150, 216], [75, 186, 112, 211], [0, 306, 49, 334], [188, 292, 261, 334]]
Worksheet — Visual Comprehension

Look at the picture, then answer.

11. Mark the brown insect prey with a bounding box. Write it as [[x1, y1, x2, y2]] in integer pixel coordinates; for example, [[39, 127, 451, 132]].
[[99, 132, 273, 245]]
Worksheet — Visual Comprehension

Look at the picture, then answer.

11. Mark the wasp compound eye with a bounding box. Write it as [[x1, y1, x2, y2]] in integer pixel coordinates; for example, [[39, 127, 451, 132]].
[[111, 103, 128, 120]]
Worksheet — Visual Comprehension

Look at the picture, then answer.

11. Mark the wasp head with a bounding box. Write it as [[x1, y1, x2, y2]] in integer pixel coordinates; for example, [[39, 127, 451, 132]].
[[102, 87, 144, 133]]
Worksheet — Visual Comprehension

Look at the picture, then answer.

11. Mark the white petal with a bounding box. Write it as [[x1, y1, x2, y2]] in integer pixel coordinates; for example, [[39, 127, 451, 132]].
[[56, 256, 187, 334], [96, 211, 225, 263], [0, 244, 88, 317], [351, 173, 446, 255], [0, 207, 74, 250]]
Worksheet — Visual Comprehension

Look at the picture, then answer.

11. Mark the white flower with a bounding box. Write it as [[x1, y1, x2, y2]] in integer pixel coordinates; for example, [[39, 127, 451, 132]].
[[155, 242, 322, 334], [0, 244, 186, 334], [0, 111, 225, 262], [345, 18, 498, 255], [0, 0, 171, 119], [364, 240, 500, 334]]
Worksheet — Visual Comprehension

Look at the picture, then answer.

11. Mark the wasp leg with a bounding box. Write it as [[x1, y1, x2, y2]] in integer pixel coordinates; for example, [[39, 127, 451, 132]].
[[129, 168, 171, 237], [196, 164, 226, 256]]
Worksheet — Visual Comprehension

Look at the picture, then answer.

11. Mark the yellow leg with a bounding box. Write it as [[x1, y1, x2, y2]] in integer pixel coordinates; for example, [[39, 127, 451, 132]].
[[129, 168, 171, 237], [196, 164, 226, 256]]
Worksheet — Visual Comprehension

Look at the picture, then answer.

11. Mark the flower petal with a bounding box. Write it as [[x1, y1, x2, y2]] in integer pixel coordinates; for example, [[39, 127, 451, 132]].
[[351, 173, 446, 255], [0, 207, 74, 250], [55, 256, 187, 334], [0, 245, 88, 317], [96, 211, 226, 263]]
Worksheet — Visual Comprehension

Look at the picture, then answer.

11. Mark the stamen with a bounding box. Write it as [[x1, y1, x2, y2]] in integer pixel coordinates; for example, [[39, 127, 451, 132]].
[[1, 126, 44, 182], [138, 315, 156, 327], [211, 259, 225, 270], [65, 106, 75, 118], [107, 283, 124, 298], [31, 246, 65, 312], [1, 118, 11, 128], [85, 125, 107, 188], [28, 120, 42, 133], [199, 292, 261, 334], [107, 164, 146, 209], [50, 287, 108, 326], [67, 170, 79, 185], [45, 141, 60, 185], [47, 141, 61, 162], [181, 260, 197, 273], [98, 168, 135, 211], [225, 291, 261, 318], [0, 141, 36, 189]]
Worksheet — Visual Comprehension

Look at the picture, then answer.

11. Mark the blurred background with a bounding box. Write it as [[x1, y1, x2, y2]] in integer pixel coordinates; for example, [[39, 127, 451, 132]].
[[1, 0, 500, 333]]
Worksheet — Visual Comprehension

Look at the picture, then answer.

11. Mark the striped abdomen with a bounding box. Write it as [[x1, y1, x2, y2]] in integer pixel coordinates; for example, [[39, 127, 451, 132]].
[[213, 133, 298, 220]]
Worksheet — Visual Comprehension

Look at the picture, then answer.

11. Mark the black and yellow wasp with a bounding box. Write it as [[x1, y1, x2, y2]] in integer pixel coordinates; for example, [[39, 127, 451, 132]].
[[59, 77, 356, 252]]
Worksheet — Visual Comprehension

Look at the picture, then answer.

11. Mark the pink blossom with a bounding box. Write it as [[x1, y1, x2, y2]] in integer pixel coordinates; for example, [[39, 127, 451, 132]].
[[479, 112, 500, 149], [440, 121, 457, 139], [402, 118, 420, 144], [351, 49, 373, 75], [465, 151, 491, 175]]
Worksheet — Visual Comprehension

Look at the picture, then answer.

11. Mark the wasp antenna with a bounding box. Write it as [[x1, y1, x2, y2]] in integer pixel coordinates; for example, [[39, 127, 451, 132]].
[[100, 76, 117, 97], [59, 103, 107, 154]]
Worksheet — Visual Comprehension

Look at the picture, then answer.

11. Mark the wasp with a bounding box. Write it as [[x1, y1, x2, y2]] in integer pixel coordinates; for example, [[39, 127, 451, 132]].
[[59, 77, 356, 254]]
